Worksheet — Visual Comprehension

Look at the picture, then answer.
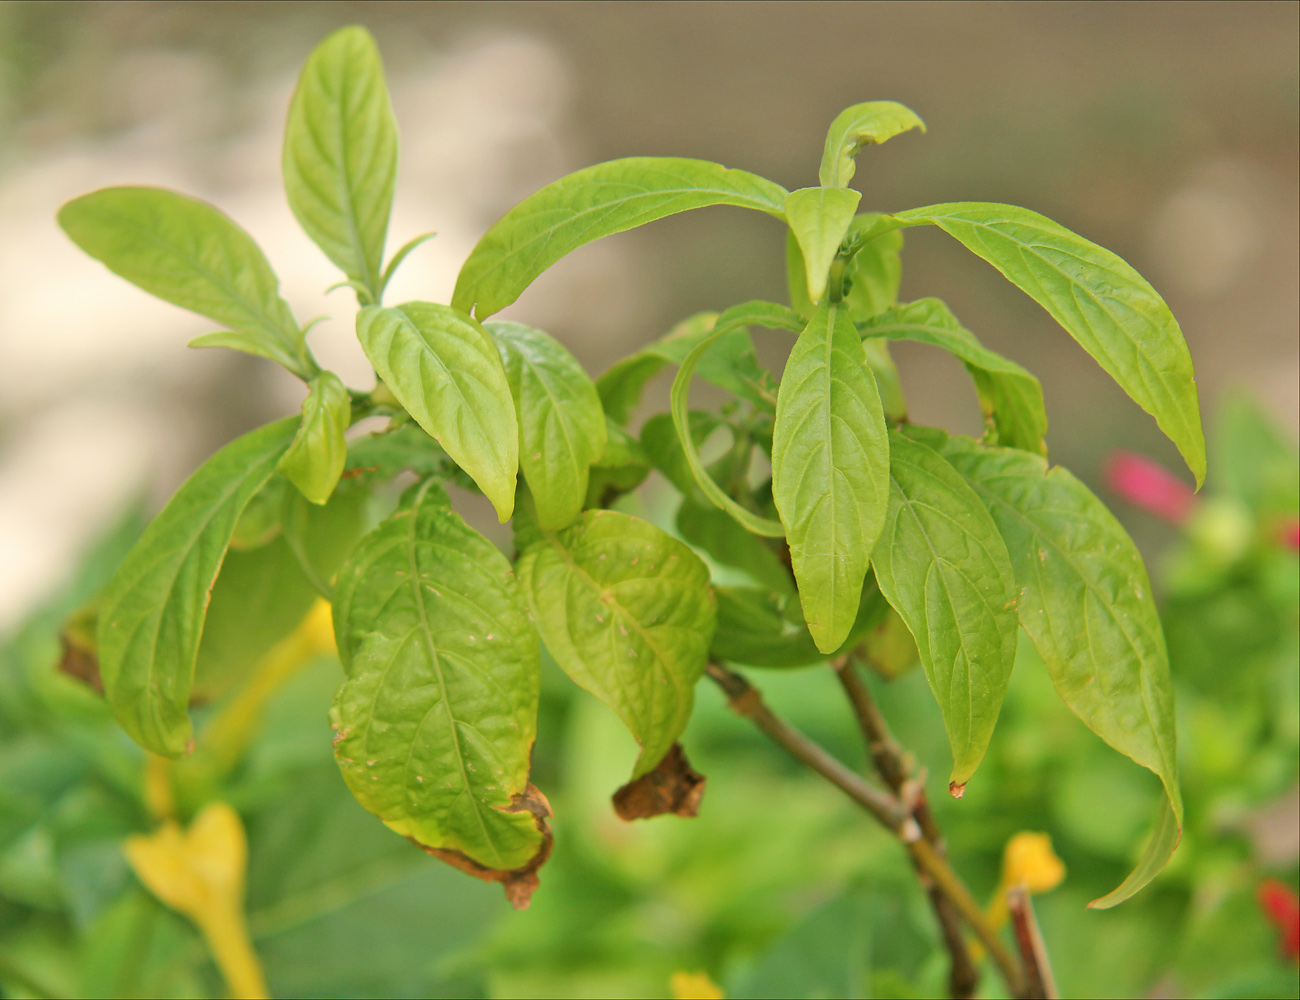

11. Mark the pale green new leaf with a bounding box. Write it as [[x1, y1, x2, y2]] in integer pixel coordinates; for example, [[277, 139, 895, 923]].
[[936, 433, 1182, 903], [278, 371, 352, 505], [96, 418, 299, 756], [894, 202, 1204, 483], [487, 321, 606, 530], [783, 186, 861, 304], [670, 301, 803, 538], [860, 298, 1047, 454], [771, 302, 890, 652], [786, 213, 904, 321], [357, 302, 518, 521], [517, 510, 715, 778], [58, 187, 306, 374], [330, 481, 546, 883], [283, 25, 397, 302], [871, 431, 1018, 787], [819, 101, 926, 188], [452, 158, 788, 318]]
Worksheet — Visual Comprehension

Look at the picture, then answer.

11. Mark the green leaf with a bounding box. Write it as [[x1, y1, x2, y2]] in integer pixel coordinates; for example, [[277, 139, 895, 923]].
[[486, 321, 606, 530], [711, 580, 887, 670], [783, 186, 862, 304], [860, 298, 1047, 455], [516, 510, 715, 777], [642, 410, 726, 501], [283, 25, 398, 303], [96, 418, 299, 756], [871, 431, 1018, 787], [281, 475, 382, 599], [278, 371, 352, 505], [192, 536, 318, 700], [330, 481, 548, 902], [894, 202, 1205, 484], [452, 157, 788, 318], [844, 215, 905, 321], [676, 497, 792, 596], [58, 187, 306, 375], [819, 101, 926, 188], [936, 432, 1182, 902], [771, 302, 890, 652], [357, 302, 518, 521], [671, 301, 804, 538]]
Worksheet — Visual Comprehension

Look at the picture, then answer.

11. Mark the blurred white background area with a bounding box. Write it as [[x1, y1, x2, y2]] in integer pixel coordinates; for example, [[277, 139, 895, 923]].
[[0, 1, 1295, 629]]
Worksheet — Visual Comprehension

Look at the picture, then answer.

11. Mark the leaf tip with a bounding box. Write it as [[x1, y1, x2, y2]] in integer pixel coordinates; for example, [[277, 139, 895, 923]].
[[948, 780, 966, 799]]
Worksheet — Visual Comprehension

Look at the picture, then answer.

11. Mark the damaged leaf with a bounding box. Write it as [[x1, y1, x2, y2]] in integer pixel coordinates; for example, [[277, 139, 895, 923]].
[[330, 480, 548, 905], [612, 743, 706, 821]]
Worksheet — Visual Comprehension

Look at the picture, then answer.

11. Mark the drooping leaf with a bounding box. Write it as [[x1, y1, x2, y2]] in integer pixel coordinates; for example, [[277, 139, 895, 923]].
[[596, 309, 779, 425], [819, 101, 926, 188], [486, 321, 606, 530], [894, 202, 1204, 483], [329, 481, 549, 906], [641, 411, 727, 502], [671, 301, 804, 538], [58, 187, 307, 375], [356, 302, 518, 521], [96, 418, 299, 756], [936, 432, 1182, 902], [278, 371, 352, 505], [860, 298, 1047, 455], [771, 302, 890, 652], [783, 186, 861, 304], [452, 158, 788, 318], [870, 431, 1018, 787], [283, 25, 397, 302], [516, 510, 715, 778]]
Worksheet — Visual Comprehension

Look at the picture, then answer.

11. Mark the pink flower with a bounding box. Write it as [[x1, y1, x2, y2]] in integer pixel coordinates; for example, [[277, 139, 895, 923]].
[[1105, 451, 1196, 525], [1258, 879, 1300, 963], [1279, 519, 1300, 552]]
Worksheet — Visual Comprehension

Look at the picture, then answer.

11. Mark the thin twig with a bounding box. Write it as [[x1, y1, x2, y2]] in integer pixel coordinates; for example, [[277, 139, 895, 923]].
[[706, 662, 1025, 998], [1008, 886, 1058, 1000], [834, 659, 979, 998]]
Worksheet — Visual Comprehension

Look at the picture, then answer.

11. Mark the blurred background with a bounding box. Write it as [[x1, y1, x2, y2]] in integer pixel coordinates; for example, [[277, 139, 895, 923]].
[[0, 3, 1296, 999]]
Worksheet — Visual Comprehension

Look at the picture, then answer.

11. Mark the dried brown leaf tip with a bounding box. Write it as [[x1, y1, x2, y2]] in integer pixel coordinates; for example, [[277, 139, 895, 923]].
[[416, 783, 554, 910], [612, 743, 706, 821], [58, 607, 102, 694]]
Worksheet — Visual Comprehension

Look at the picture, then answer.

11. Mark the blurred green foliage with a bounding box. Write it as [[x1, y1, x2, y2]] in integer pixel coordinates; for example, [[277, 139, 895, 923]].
[[1, 392, 1296, 999]]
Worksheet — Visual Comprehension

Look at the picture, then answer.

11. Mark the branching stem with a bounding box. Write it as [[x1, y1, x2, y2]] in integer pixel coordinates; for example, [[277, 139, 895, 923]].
[[705, 661, 1025, 998]]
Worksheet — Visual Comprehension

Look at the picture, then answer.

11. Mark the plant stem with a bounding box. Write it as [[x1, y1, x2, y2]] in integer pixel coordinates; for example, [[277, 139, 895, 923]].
[[833, 658, 979, 999], [705, 662, 1025, 998], [1008, 886, 1058, 1000]]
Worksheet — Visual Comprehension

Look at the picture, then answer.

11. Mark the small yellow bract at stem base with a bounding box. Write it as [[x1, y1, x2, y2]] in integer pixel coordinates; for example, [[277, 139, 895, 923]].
[[124, 802, 269, 1000]]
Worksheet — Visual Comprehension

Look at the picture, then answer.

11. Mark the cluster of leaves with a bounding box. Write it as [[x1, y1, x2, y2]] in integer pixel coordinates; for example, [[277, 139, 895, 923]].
[[57, 26, 1203, 907]]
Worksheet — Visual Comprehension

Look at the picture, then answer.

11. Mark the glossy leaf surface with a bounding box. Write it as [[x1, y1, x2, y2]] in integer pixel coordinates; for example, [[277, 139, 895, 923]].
[[97, 418, 299, 755], [771, 302, 890, 652], [860, 298, 1047, 454], [671, 301, 804, 538], [895, 202, 1204, 484], [278, 371, 352, 505], [283, 25, 397, 301], [488, 321, 606, 530], [357, 302, 518, 520], [937, 433, 1182, 903], [452, 158, 788, 318], [58, 187, 305, 374], [819, 101, 925, 188], [783, 186, 861, 304], [330, 481, 547, 888], [871, 431, 1018, 786], [517, 510, 715, 778]]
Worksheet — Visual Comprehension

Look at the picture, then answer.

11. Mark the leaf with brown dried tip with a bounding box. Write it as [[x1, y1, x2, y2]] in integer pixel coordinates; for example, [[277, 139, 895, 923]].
[[613, 744, 706, 821], [417, 784, 554, 910]]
